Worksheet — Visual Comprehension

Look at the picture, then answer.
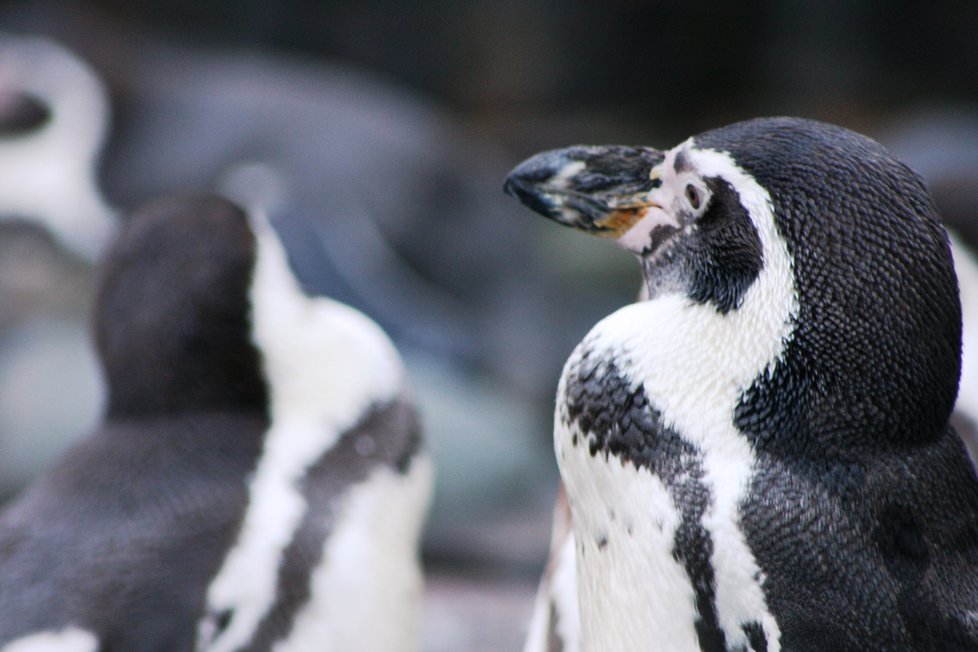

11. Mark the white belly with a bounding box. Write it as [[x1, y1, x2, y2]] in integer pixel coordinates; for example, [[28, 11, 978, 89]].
[[557, 422, 701, 652]]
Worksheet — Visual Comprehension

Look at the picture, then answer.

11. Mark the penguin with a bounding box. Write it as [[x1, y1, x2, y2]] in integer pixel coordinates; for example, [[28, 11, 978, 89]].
[[0, 33, 117, 499], [0, 195, 432, 651], [505, 117, 978, 651], [0, 33, 115, 260]]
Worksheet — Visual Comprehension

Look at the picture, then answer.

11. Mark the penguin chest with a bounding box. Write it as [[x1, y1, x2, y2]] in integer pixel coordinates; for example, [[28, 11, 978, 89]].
[[555, 351, 781, 652], [556, 418, 702, 651]]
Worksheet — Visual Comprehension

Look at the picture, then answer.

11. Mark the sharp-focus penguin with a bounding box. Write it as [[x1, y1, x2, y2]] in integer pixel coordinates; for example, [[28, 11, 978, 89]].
[[506, 117, 978, 651], [0, 195, 432, 651]]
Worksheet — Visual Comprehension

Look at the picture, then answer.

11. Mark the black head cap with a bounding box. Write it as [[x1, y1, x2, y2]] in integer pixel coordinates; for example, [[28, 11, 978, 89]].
[[95, 195, 269, 418]]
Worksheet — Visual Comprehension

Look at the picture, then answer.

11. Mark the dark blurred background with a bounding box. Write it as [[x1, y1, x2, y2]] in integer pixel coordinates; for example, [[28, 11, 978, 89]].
[[1, 1, 977, 649], [7, 1, 978, 165]]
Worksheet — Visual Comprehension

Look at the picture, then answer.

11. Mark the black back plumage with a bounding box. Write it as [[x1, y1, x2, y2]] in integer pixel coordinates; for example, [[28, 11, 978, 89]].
[[0, 413, 267, 648], [96, 196, 269, 418]]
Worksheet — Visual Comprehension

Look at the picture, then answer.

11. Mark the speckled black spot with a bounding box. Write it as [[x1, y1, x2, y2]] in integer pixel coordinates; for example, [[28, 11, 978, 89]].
[[0, 92, 51, 136], [741, 621, 768, 652], [215, 609, 233, 635], [547, 602, 564, 652], [673, 148, 692, 173]]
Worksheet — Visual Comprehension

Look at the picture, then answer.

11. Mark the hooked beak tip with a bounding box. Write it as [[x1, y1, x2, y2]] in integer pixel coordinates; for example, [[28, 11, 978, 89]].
[[503, 171, 561, 221]]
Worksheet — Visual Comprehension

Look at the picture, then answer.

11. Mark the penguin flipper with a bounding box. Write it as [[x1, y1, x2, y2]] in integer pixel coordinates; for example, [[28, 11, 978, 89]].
[[523, 485, 580, 652]]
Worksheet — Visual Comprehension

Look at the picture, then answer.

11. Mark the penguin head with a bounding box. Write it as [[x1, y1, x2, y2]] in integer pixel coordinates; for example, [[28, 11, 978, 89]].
[[505, 140, 769, 314], [96, 195, 270, 418], [97, 193, 403, 426], [507, 117, 961, 451], [0, 33, 115, 260], [0, 33, 108, 150]]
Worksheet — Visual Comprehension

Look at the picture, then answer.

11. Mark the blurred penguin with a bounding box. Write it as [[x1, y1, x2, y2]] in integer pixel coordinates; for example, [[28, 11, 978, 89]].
[[0, 194, 432, 651], [0, 34, 115, 499]]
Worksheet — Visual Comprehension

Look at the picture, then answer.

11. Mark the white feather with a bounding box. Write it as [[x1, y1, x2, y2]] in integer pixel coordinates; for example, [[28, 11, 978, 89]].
[[558, 431, 699, 651], [523, 494, 580, 652]]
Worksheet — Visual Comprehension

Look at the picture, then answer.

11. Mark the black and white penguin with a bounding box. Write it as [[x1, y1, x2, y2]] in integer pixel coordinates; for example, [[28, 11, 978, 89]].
[[0, 33, 117, 498], [0, 33, 115, 260], [506, 117, 978, 651], [0, 195, 432, 651]]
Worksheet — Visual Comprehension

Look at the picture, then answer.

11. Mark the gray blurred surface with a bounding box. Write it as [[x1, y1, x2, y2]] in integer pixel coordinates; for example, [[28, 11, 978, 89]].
[[423, 572, 536, 652]]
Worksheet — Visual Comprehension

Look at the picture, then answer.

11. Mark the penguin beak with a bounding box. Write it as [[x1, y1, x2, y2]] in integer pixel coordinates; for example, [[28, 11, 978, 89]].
[[504, 145, 665, 238]]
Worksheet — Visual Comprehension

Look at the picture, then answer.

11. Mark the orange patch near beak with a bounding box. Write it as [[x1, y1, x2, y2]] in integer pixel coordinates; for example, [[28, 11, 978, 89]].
[[594, 205, 656, 238]]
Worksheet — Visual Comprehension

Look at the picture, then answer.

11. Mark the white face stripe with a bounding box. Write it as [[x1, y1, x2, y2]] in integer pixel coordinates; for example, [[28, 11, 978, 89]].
[[198, 210, 407, 652], [247, 211, 404, 424], [0, 628, 98, 652], [559, 143, 796, 650]]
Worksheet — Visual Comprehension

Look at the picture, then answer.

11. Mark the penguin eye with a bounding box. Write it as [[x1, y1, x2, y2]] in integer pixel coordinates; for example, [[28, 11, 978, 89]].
[[685, 184, 701, 210]]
